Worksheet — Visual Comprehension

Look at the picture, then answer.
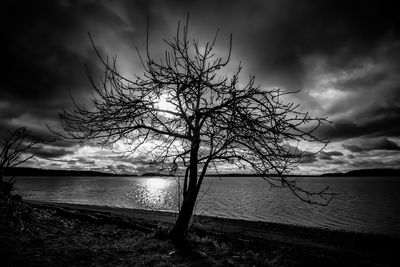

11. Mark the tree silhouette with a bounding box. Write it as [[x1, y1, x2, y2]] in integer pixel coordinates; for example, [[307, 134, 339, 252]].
[[60, 17, 333, 243], [0, 127, 39, 196]]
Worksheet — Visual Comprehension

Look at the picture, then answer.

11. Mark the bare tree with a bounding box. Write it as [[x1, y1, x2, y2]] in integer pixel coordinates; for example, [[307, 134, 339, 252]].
[[59, 17, 333, 243], [0, 127, 39, 196]]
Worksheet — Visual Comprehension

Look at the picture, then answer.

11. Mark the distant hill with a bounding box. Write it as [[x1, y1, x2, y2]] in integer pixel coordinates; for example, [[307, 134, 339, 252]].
[[3, 167, 134, 177], [204, 173, 314, 178], [320, 168, 400, 177], [206, 169, 400, 178]]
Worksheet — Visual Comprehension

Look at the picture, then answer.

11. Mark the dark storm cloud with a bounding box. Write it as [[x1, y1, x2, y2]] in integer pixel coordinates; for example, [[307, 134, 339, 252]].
[[2, 0, 399, 130], [326, 151, 343, 157], [0, 0, 168, 136], [2, 0, 400, 173], [317, 111, 400, 140], [29, 146, 74, 160], [1, 1, 95, 136], [299, 154, 318, 164], [3, 2, 98, 99], [349, 157, 400, 169], [318, 151, 343, 160], [283, 144, 321, 165], [343, 137, 400, 153], [77, 158, 95, 165], [157, 0, 400, 144], [343, 145, 364, 153], [310, 41, 400, 140], [161, 0, 400, 87], [330, 159, 348, 165]]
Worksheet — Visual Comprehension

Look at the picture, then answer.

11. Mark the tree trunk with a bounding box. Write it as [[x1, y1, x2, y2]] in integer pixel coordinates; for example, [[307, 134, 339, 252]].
[[0, 168, 5, 197], [170, 187, 199, 244], [0, 167, 3, 183], [170, 132, 200, 244]]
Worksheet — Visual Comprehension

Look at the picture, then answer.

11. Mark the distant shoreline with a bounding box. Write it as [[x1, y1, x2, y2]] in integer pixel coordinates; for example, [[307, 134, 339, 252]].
[[5, 166, 400, 177], [3, 167, 134, 177]]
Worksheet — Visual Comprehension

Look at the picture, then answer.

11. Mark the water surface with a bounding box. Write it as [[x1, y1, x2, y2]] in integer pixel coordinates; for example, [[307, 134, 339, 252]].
[[14, 176, 400, 236]]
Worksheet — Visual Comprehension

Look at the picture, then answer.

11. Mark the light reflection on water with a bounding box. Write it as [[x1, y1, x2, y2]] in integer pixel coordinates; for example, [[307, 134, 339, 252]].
[[14, 176, 400, 236], [126, 178, 175, 210]]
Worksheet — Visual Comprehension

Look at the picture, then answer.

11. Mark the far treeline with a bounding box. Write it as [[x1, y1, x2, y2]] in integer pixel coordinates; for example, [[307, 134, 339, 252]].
[[3, 167, 132, 177], [320, 168, 400, 177], [4, 167, 400, 177]]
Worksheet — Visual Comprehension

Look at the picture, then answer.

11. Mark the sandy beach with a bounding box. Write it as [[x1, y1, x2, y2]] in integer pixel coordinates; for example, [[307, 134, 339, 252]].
[[1, 199, 398, 266]]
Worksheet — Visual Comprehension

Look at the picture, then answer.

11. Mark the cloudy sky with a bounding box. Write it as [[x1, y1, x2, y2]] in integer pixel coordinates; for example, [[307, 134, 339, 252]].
[[1, 0, 399, 175]]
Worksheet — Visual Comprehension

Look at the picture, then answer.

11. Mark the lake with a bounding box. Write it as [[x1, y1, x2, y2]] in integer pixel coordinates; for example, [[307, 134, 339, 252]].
[[14, 176, 400, 236]]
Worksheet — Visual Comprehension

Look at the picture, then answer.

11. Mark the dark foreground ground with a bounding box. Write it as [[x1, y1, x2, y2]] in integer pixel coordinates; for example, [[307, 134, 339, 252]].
[[1, 199, 398, 266]]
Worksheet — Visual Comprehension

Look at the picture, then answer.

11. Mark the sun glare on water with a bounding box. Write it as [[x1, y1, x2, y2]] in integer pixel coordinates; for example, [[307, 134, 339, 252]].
[[138, 178, 173, 209]]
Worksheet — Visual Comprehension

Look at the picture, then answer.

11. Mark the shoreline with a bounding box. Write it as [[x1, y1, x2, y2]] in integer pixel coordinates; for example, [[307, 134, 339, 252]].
[[2, 199, 398, 266], [26, 200, 398, 259]]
